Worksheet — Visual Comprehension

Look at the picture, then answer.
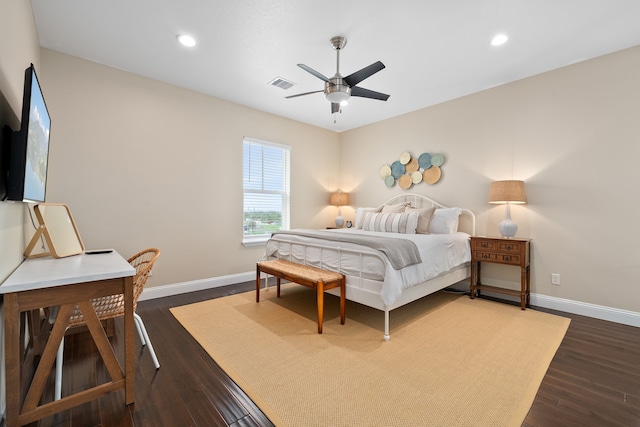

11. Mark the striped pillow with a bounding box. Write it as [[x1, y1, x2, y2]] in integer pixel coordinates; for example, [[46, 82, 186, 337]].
[[362, 211, 419, 234]]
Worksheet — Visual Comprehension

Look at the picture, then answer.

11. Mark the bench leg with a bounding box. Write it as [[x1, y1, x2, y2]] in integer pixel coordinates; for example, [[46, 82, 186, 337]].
[[340, 277, 346, 325], [317, 281, 324, 334], [277, 278, 281, 298]]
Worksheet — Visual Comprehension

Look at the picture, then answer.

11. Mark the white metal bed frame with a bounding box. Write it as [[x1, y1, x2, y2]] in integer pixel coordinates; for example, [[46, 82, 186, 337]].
[[264, 194, 476, 341]]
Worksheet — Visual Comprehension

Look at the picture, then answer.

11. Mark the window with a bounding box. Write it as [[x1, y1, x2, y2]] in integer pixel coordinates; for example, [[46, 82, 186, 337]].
[[242, 137, 290, 245]]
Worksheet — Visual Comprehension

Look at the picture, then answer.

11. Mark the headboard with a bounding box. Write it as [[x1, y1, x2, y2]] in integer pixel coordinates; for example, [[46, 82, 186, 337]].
[[383, 194, 476, 236]]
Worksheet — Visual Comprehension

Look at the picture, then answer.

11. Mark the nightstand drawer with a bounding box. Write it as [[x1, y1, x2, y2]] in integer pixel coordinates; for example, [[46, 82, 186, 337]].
[[474, 251, 520, 265], [498, 254, 521, 264], [474, 251, 497, 261], [497, 241, 522, 253], [474, 239, 522, 253], [473, 240, 497, 250]]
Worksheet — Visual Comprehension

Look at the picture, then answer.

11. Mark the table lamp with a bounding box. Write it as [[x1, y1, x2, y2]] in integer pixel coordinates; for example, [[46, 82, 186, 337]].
[[488, 180, 527, 238], [329, 191, 350, 228]]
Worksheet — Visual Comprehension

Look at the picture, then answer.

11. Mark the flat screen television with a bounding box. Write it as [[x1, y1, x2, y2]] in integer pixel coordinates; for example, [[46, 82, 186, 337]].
[[4, 64, 52, 203]]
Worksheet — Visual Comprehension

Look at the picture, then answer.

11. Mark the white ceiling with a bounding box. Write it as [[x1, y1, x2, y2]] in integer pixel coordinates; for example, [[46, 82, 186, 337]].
[[31, 0, 640, 133]]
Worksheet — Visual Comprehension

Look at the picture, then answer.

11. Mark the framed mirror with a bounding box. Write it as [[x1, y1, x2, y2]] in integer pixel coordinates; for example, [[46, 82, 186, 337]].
[[24, 203, 85, 258]]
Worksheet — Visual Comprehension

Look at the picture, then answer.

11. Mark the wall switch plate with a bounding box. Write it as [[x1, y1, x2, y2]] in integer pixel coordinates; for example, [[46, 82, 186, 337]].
[[551, 273, 561, 285]]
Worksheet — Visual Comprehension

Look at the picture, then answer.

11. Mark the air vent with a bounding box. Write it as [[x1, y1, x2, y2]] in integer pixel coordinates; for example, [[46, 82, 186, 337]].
[[269, 77, 295, 90]]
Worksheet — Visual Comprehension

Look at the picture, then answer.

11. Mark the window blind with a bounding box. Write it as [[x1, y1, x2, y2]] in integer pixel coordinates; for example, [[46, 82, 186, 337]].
[[243, 137, 290, 243]]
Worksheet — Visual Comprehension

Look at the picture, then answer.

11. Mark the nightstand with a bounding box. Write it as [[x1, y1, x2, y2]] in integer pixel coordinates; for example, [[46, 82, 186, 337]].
[[469, 236, 531, 310]]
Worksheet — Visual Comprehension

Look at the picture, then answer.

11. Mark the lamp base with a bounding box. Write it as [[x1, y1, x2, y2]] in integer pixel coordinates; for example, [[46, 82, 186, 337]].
[[335, 215, 344, 228], [499, 220, 517, 238], [498, 203, 517, 238]]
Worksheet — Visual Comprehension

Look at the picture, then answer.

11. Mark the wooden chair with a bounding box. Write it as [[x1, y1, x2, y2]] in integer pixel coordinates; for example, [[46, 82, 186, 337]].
[[54, 248, 161, 400]]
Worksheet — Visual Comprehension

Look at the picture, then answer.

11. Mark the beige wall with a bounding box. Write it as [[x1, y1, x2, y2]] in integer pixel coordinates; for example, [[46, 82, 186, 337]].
[[341, 46, 640, 313], [38, 49, 340, 287], [1, 1, 638, 318]]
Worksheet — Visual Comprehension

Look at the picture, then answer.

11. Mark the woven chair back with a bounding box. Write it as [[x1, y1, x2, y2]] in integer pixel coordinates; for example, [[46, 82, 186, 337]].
[[67, 248, 160, 327]]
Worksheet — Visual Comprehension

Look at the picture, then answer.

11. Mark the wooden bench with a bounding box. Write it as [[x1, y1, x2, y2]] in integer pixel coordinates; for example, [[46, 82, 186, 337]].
[[256, 259, 345, 334]]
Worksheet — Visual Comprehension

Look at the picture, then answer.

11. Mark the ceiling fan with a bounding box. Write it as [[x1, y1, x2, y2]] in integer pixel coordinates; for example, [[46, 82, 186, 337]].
[[286, 36, 390, 114]]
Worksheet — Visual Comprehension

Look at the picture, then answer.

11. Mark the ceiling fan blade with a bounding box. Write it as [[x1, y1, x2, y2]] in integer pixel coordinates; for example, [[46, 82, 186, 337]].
[[350, 86, 390, 101], [285, 90, 324, 99], [344, 61, 385, 87], [298, 64, 332, 83], [331, 103, 340, 114]]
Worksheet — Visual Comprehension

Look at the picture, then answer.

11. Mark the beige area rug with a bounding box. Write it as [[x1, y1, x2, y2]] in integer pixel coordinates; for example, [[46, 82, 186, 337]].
[[171, 285, 570, 427]]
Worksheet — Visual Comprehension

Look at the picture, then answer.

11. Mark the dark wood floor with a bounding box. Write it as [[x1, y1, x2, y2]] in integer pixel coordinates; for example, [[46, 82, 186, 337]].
[[5, 282, 640, 427]]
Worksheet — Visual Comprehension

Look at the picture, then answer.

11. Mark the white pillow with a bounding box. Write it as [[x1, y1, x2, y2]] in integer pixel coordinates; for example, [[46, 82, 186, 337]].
[[428, 208, 462, 234], [355, 206, 382, 229], [362, 211, 419, 234]]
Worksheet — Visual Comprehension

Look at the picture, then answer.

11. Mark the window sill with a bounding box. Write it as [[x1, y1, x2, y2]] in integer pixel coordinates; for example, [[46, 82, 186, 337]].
[[242, 236, 270, 247]]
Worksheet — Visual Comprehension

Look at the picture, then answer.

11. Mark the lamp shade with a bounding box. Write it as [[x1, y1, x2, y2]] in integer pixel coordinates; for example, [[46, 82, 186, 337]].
[[488, 180, 527, 204], [329, 191, 350, 206]]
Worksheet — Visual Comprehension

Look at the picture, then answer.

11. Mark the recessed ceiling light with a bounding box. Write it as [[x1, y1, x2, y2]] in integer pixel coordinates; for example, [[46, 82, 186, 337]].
[[491, 34, 509, 46], [177, 34, 196, 47]]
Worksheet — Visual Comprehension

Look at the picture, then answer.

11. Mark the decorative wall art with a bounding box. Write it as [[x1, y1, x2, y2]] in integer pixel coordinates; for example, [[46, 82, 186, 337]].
[[380, 151, 445, 189]]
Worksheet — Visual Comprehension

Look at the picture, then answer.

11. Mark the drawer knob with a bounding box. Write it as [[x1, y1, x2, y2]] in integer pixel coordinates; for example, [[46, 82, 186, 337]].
[[481, 243, 488, 248], [483, 254, 490, 259], [506, 245, 512, 250], [504, 256, 511, 262]]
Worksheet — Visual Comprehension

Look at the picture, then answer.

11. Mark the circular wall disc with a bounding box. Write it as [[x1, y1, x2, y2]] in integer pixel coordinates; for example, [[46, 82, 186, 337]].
[[379, 165, 391, 179], [390, 160, 405, 178], [384, 175, 395, 187], [398, 174, 412, 189], [423, 166, 442, 184], [399, 152, 411, 164], [431, 153, 445, 166], [405, 157, 419, 173], [418, 153, 432, 169], [410, 171, 423, 184]]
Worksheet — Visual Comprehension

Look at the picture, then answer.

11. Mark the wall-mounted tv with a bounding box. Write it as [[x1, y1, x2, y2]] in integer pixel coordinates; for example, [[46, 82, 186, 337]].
[[3, 64, 52, 203]]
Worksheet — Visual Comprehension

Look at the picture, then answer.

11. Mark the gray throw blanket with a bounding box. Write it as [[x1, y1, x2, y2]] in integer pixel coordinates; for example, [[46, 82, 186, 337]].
[[270, 229, 422, 269]]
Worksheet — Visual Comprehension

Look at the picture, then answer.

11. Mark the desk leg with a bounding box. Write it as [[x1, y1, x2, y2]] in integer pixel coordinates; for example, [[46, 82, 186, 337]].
[[124, 276, 135, 405], [4, 293, 20, 427]]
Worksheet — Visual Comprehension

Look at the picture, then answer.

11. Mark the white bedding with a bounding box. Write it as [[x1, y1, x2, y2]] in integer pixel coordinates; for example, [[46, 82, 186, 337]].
[[265, 228, 471, 306]]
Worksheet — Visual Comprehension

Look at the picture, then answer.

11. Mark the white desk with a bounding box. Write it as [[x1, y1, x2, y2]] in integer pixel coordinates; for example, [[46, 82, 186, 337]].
[[1, 252, 135, 427]]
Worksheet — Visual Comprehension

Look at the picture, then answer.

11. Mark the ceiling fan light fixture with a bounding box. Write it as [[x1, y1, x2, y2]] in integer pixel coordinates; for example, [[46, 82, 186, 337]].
[[325, 84, 351, 104]]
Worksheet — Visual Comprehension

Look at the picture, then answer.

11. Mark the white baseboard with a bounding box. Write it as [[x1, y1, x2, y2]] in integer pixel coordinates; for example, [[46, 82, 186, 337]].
[[531, 294, 640, 327], [142, 273, 640, 328], [139, 271, 255, 301], [448, 279, 640, 328]]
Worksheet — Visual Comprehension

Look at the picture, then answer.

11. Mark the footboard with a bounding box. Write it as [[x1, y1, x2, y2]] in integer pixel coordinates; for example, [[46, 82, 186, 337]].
[[264, 237, 387, 288]]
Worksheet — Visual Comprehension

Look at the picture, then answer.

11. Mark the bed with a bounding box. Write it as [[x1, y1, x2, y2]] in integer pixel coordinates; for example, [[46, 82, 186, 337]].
[[262, 194, 476, 341]]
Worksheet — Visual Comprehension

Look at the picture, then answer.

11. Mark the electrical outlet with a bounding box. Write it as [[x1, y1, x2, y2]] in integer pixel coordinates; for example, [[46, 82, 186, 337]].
[[551, 273, 560, 285]]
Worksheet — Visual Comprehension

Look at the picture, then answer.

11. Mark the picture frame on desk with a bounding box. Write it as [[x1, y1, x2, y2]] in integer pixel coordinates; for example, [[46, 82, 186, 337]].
[[24, 203, 85, 259]]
